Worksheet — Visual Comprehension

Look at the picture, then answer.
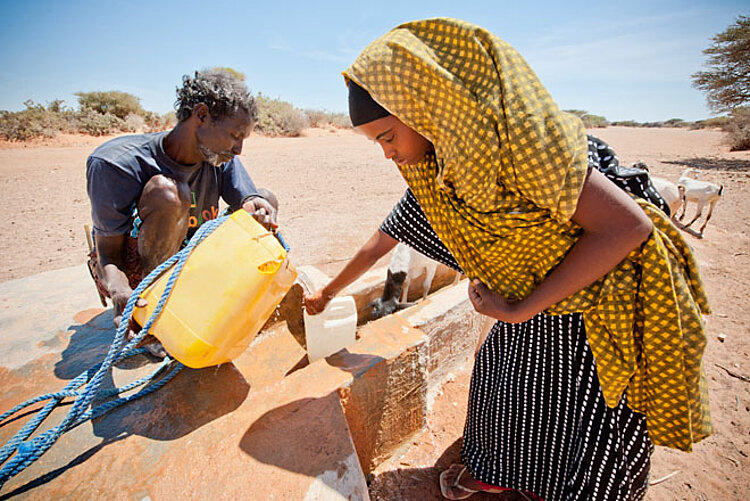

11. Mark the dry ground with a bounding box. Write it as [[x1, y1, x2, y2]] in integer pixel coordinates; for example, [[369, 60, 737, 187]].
[[1, 126, 749, 500]]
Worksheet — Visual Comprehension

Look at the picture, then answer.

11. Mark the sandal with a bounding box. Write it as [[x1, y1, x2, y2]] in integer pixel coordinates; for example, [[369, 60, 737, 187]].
[[440, 464, 478, 500]]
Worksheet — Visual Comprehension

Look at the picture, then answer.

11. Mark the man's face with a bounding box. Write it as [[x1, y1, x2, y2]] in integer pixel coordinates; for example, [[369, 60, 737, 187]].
[[196, 110, 254, 166], [357, 115, 433, 166]]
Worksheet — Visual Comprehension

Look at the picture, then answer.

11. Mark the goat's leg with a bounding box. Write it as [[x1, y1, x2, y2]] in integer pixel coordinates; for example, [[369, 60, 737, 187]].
[[685, 201, 705, 228], [400, 275, 411, 303], [677, 197, 687, 221], [698, 199, 717, 235], [421, 264, 437, 300]]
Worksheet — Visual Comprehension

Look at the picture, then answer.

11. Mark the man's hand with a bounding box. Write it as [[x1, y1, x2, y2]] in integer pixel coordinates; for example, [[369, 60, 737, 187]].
[[242, 196, 278, 231], [110, 290, 165, 357], [110, 285, 147, 336]]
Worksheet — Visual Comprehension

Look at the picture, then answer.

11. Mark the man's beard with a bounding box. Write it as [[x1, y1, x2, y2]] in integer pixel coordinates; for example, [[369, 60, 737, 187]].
[[197, 142, 229, 166]]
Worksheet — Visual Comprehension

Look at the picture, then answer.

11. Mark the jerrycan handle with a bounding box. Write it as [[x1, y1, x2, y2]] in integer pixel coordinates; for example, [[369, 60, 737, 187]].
[[252, 230, 291, 252]]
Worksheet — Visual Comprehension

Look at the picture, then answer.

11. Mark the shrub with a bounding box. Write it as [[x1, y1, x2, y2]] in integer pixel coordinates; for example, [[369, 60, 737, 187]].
[[304, 109, 328, 128], [726, 106, 750, 151], [0, 100, 71, 141], [75, 91, 145, 120], [325, 112, 352, 129], [144, 111, 177, 132], [255, 93, 309, 136], [611, 120, 640, 127], [75, 109, 126, 136], [664, 118, 686, 128], [691, 116, 732, 129], [124, 113, 145, 132], [564, 109, 608, 128], [304, 109, 353, 129]]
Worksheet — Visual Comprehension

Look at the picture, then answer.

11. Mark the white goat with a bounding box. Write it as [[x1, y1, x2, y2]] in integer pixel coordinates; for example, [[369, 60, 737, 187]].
[[367, 243, 445, 320], [676, 169, 723, 236], [649, 176, 683, 218]]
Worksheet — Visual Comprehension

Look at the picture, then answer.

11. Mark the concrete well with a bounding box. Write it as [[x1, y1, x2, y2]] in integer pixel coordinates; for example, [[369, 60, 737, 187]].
[[0, 262, 481, 499]]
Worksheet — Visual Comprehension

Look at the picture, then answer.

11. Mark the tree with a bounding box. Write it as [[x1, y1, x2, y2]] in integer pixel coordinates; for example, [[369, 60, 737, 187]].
[[75, 90, 145, 119], [692, 15, 750, 113], [210, 66, 246, 81]]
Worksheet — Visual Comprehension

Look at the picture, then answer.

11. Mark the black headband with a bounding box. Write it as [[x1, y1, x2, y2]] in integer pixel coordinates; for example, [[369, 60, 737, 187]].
[[348, 80, 390, 126]]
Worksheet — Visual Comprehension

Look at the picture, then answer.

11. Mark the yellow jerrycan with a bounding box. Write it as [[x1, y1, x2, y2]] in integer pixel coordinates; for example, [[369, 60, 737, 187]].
[[132, 210, 297, 368]]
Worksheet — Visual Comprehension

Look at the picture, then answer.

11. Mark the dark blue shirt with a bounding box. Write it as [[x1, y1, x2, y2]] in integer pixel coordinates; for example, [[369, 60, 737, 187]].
[[86, 132, 259, 238]]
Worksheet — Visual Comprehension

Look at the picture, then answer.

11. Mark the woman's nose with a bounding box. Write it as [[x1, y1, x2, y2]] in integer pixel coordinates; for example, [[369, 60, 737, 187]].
[[382, 145, 396, 160], [232, 141, 243, 155]]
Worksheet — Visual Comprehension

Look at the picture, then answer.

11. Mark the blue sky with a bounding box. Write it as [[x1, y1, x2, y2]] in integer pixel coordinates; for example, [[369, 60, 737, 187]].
[[0, 0, 746, 122]]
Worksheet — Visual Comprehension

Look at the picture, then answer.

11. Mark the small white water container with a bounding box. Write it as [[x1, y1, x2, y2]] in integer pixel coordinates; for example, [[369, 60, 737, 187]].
[[303, 296, 357, 362]]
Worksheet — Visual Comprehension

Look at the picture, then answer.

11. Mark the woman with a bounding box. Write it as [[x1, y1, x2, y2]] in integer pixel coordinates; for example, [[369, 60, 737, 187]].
[[305, 18, 711, 500]]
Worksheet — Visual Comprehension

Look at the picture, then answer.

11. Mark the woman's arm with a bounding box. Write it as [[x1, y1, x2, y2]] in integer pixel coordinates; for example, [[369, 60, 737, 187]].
[[469, 168, 653, 323], [304, 229, 398, 314]]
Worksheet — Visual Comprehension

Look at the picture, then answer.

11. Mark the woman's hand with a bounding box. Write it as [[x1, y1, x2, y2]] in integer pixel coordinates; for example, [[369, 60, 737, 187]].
[[467, 279, 534, 324], [304, 288, 334, 315]]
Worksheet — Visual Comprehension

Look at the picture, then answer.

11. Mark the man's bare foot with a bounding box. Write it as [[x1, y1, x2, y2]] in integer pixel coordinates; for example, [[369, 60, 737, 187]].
[[143, 339, 167, 358], [127, 330, 167, 359]]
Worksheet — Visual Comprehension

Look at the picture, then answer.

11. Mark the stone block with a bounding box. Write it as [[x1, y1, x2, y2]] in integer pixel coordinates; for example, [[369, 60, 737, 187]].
[[334, 315, 428, 475], [396, 281, 483, 387]]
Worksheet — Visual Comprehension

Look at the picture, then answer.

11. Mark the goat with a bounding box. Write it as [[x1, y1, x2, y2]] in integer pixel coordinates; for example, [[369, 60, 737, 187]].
[[676, 169, 723, 236], [367, 243, 445, 321], [649, 176, 683, 218]]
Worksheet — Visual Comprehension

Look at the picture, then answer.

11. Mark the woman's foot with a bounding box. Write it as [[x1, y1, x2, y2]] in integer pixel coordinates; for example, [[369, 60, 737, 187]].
[[439, 463, 506, 499]]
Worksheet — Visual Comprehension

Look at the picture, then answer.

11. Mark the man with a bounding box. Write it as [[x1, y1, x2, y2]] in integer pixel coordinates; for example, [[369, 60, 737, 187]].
[[86, 69, 277, 352]]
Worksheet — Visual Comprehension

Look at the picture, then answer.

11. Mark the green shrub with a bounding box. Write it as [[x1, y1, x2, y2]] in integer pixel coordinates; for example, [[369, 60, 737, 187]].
[[0, 100, 73, 141], [75, 91, 145, 120], [726, 107, 750, 151], [255, 93, 309, 136], [664, 118, 687, 127], [610, 120, 640, 127], [564, 109, 608, 128], [75, 109, 126, 136]]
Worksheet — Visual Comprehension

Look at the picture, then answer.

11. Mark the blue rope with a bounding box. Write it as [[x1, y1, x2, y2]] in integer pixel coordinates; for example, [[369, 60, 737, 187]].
[[0, 215, 231, 489]]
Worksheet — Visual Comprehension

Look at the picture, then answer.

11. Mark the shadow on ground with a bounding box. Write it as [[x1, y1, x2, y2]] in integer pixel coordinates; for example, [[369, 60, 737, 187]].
[[54, 309, 250, 441], [367, 438, 526, 500], [665, 157, 750, 172], [240, 392, 360, 498]]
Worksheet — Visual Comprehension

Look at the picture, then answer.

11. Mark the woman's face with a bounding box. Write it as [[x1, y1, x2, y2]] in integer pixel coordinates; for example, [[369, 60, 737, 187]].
[[357, 115, 433, 166]]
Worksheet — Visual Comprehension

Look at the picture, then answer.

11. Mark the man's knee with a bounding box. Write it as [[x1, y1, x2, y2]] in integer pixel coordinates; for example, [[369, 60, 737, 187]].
[[139, 175, 190, 216], [257, 188, 278, 211]]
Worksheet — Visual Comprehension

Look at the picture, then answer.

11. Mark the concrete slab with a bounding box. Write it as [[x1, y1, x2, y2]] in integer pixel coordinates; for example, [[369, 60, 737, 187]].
[[0, 265, 369, 500], [0, 262, 477, 499]]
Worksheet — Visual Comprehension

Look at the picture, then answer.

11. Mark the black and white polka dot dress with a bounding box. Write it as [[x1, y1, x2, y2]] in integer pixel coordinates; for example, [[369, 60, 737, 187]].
[[380, 189, 652, 501]]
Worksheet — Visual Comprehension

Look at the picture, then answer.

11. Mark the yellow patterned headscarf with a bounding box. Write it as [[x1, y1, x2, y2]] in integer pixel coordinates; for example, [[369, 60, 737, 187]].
[[345, 18, 712, 451]]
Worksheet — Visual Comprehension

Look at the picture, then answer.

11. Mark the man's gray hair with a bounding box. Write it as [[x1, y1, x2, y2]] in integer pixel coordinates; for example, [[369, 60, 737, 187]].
[[174, 69, 257, 123]]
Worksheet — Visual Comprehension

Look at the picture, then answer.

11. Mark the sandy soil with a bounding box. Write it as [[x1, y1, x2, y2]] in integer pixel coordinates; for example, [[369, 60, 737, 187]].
[[1, 126, 749, 499]]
